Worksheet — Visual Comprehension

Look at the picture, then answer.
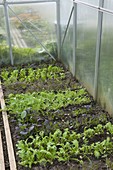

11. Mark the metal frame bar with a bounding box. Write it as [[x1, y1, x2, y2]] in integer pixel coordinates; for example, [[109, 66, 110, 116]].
[[94, 0, 104, 99], [99, 7, 113, 16], [56, 0, 61, 59], [8, 5, 56, 60], [61, 6, 74, 48], [74, 0, 113, 16], [72, 2, 77, 76], [74, 0, 98, 9], [0, 0, 56, 5], [27, 21, 43, 33], [4, 0, 14, 65], [7, 0, 56, 5]]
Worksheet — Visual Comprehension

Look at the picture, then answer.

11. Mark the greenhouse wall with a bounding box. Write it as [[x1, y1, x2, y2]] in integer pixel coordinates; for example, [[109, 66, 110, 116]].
[[61, 0, 113, 116], [98, 11, 113, 115], [75, 3, 98, 95]]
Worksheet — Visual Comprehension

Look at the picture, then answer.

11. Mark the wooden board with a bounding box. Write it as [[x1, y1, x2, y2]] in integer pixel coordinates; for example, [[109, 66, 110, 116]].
[[0, 80, 17, 170], [0, 130, 5, 170]]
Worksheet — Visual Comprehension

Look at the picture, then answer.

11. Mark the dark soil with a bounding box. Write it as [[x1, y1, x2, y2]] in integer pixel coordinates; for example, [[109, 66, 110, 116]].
[[1, 59, 113, 170]]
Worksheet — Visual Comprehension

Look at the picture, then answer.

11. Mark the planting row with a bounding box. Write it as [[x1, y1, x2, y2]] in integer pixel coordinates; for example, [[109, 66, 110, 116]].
[[6, 88, 113, 168], [1, 65, 65, 85], [7, 89, 91, 138], [1, 62, 80, 97], [17, 123, 113, 168], [7, 89, 90, 114]]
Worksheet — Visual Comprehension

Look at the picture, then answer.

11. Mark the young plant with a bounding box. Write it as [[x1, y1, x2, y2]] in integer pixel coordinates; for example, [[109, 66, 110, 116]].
[[16, 129, 81, 168], [1, 70, 9, 81]]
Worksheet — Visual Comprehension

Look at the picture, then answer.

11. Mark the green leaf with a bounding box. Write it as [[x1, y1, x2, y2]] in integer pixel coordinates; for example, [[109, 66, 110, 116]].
[[94, 150, 100, 159], [73, 139, 79, 149], [21, 110, 27, 119]]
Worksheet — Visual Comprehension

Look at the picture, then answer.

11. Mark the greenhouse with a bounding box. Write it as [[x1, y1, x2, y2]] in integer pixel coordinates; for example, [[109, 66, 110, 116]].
[[1, 0, 113, 169]]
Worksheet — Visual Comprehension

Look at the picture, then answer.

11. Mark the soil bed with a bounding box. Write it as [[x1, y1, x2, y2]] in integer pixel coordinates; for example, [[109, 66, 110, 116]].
[[1, 59, 113, 170]]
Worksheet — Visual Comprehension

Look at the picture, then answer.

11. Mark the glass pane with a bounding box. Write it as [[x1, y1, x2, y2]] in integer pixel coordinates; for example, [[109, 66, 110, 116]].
[[9, 3, 56, 64], [79, 0, 99, 6], [104, 0, 113, 11], [61, 20, 73, 72], [60, 0, 73, 71], [98, 13, 113, 115], [60, 0, 73, 42], [0, 6, 10, 65], [76, 4, 98, 94]]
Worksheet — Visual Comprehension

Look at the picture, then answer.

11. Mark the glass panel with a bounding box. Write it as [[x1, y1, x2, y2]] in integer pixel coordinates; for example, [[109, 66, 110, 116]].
[[76, 4, 98, 94], [60, 0, 73, 42], [60, 0, 73, 71], [0, 6, 10, 65], [9, 3, 56, 64], [104, 0, 113, 11], [61, 19, 73, 72], [79, 0, 99, 6], [98, 13, 113, 115]]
